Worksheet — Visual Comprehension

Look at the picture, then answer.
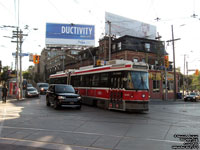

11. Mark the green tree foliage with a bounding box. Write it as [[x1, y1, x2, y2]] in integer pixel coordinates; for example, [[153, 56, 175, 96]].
[[0, 66, 10, 83], [190, 73, 200, 91], [23, 71, 32, 80]]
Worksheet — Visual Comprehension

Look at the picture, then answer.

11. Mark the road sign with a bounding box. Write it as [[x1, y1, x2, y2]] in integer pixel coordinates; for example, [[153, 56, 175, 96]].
[[12, 52, 29, 56]]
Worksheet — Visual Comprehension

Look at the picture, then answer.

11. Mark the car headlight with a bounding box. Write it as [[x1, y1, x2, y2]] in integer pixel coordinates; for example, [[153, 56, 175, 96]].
[[58, 96, 65, 100], [77, 96, 81, 100], [41, 88, 44, 91]]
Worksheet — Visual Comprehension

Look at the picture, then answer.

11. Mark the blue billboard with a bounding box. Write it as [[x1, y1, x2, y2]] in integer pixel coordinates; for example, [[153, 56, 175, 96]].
[[45, 23, 95, 46]]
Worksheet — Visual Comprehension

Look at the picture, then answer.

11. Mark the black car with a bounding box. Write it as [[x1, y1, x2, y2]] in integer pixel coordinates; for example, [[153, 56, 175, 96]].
[[46, 84, 82, 109]]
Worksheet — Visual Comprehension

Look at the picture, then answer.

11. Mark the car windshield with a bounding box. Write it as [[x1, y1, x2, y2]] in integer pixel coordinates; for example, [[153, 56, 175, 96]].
[[27, 88, 36, 91], [190, 92, 196, 95], [39, 84, 49, 88], [55, 85, 75, 93], [27, 84, 33, 87]]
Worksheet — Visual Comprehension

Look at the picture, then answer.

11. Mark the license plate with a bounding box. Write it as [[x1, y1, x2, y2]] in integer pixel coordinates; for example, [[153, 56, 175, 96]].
[[70, 102, 74, 104]]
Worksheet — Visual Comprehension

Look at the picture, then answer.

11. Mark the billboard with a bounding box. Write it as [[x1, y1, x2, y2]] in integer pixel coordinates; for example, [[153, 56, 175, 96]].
[[105, 12, 156, 39], [46, 23, 95, 46]]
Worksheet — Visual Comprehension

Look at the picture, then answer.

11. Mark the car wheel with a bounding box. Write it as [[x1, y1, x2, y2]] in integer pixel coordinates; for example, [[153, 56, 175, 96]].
[[54, 100, 60, 110], [46, 97, 50, 107]]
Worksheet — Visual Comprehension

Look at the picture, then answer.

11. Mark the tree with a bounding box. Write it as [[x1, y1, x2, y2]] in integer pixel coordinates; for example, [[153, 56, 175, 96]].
[[23, 71, 32, 81], [0, 66, 10, 83]]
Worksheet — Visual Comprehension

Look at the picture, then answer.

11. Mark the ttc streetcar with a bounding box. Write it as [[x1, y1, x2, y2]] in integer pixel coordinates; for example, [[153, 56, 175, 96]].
[[49, 60, 149, 111]]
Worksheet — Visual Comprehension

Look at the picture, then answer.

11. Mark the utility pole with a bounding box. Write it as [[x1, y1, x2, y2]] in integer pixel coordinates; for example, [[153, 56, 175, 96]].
[[166, 25, 181, 100], [165, 67, 168, 100], [106, 21, 111, 61], [19, 29, 28, 99], [12, 28, 20, 100], [183, 54, 186, 97], [186, 61, 188, 93]]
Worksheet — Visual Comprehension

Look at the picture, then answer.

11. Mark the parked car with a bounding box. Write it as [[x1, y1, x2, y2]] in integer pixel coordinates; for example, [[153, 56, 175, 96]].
[[25, 87, 39, 98], [184, 92, 199, 102], [37, 83, 49, 95], [46, 84, 82, 109]]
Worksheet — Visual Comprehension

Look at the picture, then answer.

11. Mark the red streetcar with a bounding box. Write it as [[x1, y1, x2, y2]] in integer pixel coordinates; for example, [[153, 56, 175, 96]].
[[49, 60, 149, 111]]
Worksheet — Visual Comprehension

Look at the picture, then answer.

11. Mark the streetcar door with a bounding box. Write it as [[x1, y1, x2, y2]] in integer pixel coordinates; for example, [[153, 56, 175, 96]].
[[109, 72, 124, 110]]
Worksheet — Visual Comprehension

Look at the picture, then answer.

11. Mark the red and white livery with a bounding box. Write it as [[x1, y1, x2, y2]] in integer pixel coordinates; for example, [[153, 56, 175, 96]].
[[49, 60, 149, 111]]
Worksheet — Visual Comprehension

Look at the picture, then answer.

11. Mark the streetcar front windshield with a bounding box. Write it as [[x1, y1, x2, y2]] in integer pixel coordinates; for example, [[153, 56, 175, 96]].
[[126, 71, 149, 90]]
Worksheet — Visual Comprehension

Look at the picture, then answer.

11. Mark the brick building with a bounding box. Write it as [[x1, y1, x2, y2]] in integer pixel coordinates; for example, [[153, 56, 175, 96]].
[[40, 35, 178, 99]]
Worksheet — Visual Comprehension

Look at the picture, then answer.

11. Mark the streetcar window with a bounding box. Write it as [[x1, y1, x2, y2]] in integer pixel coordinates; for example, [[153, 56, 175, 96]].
[[100, 73, 109, 87], [126, 71, 149, 90], [71, 76, 80, 87], [92, 74, 100, 87], [85, 75, 92, 87]]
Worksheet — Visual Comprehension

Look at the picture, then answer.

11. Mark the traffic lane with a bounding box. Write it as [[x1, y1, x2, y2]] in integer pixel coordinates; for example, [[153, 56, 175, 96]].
[[0, 97, 200, 150]]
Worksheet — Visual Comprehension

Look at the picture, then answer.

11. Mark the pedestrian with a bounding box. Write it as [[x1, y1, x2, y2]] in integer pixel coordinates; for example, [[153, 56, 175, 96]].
[[2, 84, 8, 103]]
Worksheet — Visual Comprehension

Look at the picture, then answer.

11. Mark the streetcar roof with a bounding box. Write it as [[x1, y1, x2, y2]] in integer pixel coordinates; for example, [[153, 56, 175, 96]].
[[49, 60, 148, 78]]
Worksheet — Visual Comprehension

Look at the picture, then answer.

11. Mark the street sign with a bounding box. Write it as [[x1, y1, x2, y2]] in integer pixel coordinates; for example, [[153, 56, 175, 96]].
[[29, 53, 33, 62], [12, 52, 29, 56]]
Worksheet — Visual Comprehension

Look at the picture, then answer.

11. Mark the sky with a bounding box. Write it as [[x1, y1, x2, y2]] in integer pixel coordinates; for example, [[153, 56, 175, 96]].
[[0, 0, 200, 74]]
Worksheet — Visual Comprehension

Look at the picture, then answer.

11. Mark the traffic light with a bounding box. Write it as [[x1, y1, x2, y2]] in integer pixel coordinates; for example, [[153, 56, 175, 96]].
[[195, 69, 199, 76], [96, 60, 101, 66], [164, 55, 169, 68], [33, 55, 40, 64]]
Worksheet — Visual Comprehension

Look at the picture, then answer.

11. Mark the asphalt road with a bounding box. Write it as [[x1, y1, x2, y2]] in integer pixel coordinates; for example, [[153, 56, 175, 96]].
[[0, 95, 200, 150]]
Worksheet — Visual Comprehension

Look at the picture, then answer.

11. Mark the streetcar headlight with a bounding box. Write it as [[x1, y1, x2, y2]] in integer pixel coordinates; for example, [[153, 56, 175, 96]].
[[142, 94, 146, 98]]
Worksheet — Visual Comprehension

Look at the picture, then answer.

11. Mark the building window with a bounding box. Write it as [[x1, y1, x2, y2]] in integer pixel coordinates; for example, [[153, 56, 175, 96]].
[[145, 43, 150, 51], [153, 80, 160, 92], [133, 58, 138, 62], [71, 50, 78, 55], [117, 42, 121, 50], [83, 53, 86, 59], [112, 44, 116, 52], [142, 58, 145, 63], [155, 60, 158, 65]]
